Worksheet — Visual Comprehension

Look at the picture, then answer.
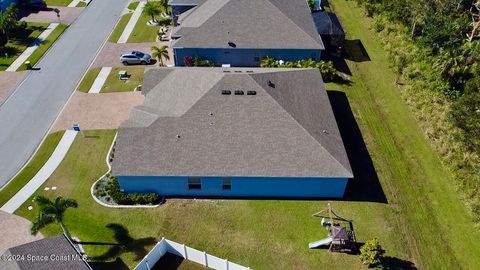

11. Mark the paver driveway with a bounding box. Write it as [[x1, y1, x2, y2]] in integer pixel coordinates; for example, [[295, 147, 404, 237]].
[[21, 7, 84, 26], [0, 210, 43, 255], [51, 92, 144, 132], [0, 71, 27, 104]]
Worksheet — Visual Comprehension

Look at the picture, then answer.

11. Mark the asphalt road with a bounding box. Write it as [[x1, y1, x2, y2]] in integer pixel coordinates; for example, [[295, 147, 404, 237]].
[[0, 0, 130, 187]]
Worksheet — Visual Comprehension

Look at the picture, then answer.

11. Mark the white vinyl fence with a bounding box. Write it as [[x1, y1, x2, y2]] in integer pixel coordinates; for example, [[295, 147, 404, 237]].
[[134, 238, 251, 270]]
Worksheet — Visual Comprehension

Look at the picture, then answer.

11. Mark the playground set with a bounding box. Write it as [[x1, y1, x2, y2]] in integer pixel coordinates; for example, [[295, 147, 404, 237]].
[[308, 204, 357, 252]]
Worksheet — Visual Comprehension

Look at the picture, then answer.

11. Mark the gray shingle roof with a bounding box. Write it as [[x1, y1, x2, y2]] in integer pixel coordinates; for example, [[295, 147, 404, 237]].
[[172, 0, 324, 50], [112, 68, 352, 178], [312, 11, 345, 36], [0, 235, 91, 270]]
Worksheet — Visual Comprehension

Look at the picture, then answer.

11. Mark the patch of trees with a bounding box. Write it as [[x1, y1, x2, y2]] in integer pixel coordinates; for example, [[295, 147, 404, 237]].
[[353, 0, 480, 223], [0, 4, 24, 47]]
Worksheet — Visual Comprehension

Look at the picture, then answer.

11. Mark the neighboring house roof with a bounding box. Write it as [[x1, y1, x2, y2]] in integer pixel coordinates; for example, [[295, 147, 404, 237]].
[[312, 11, 345, 36], [172, 0, 325, 50], [0, 234, 91, 270], [112, 68, 352, 178]]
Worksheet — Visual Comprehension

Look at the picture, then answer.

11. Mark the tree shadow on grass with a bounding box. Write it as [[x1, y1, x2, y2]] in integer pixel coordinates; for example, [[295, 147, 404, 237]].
[[88, 223, 157, 262], [381, 256, 417, 270], [327, 90, 387, 203], [89, 257, 130, 270], [344, 39, 371, 62]]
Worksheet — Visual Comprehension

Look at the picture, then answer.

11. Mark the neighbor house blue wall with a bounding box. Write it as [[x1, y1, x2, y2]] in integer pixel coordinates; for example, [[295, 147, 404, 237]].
[[173, 48, 322, 67], [0, 0, 18, 11], [118, 176, 348, 198]]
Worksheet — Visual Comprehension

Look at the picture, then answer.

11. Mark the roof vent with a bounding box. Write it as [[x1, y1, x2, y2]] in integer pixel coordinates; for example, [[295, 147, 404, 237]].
[[246, 70, 254, 73], [247, 90, 257, 95], [234, 90, 244, 95], [228, 41, 236, 48], [223, 70, 231, 73], [234, 70, 242, 73], [268, 80, 275, 88], [221, 90, 231, 95], [209, 112, 213, 116], [322, 130, 329, 134], [176, 134, 181, 139]]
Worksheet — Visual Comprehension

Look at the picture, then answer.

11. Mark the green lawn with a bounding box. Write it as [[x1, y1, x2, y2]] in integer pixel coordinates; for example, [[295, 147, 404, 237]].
[[127, 11, 161, 43], [15, 130, 402, 270], [44, 0, 73, 6], [76, 67, 101, 93], [0, 131, 64, 207], [100, 67, 144, 93], [0, 23, 48, 71], [108, 13, 133, 43], [17, 24, 67, 71], [76, 1, 87, 7], [324, 0, 480, 269], [128, 1, 139, 10]]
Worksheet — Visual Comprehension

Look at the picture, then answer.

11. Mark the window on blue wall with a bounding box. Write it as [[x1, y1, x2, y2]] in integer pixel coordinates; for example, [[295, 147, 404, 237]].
[[188, 178, 202, 190], [222, 178, 232, 190]]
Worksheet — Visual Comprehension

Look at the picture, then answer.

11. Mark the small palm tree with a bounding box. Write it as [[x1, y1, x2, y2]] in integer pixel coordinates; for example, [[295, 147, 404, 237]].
[[151, 45, 170, 66], [144, 0, 163, 23], [31, 196, 78, 238], [0, 4, 19, 43]]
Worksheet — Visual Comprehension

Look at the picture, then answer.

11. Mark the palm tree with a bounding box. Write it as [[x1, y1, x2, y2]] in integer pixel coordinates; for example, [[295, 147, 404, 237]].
[[144, 0, 163, 23], [31, 196, 78, 238], [0, 4, 19, 44], [151, 45, 170, 66], [158, 0, 170, 16]]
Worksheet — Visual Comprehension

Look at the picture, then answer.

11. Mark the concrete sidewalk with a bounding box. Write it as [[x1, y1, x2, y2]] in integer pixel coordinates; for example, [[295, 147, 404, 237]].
[[6, 23, 59, 72], [0, 130, 77, 214], [117, 1, 146, 43], [68, 0, 81, 7], [88, 67, 111, 93]]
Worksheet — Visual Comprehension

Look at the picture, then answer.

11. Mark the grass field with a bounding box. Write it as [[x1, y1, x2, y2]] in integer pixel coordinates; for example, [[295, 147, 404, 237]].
[[0, 132, 64, 207], [0, 23, 48, 71], [17, 24, 67, 71], [6, 1, 480, 270], [128, 1, 139, 10], [76, 67, 101, 93], [108, 13, 133, 43], [127, 11, 160, 43], [44, 0, 72, 6], [324, 0, 480, 269], [100, 67, 144, 93], [15, 130, 403, 270]]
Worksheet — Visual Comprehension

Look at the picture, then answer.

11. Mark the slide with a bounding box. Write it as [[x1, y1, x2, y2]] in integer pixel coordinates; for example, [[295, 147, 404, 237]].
[[309, 237, 333, 249]]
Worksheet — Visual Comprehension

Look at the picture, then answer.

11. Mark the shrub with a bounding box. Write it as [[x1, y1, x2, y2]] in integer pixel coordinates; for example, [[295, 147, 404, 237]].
[[359, 238, 385, 267], [102, 177, 159, 205], [260, 57, 338, 82]]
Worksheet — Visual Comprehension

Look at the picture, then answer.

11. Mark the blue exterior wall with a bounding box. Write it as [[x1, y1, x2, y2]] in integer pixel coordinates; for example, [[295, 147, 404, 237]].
[[0, 0, 18, 11], [118, 176, 348, 198], [173, 48, 322, 67]]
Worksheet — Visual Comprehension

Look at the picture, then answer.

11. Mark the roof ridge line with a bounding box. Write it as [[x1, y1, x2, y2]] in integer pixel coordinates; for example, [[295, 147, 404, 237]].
[[266, 0, 322, 46], [247, 74, 352, 176]]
